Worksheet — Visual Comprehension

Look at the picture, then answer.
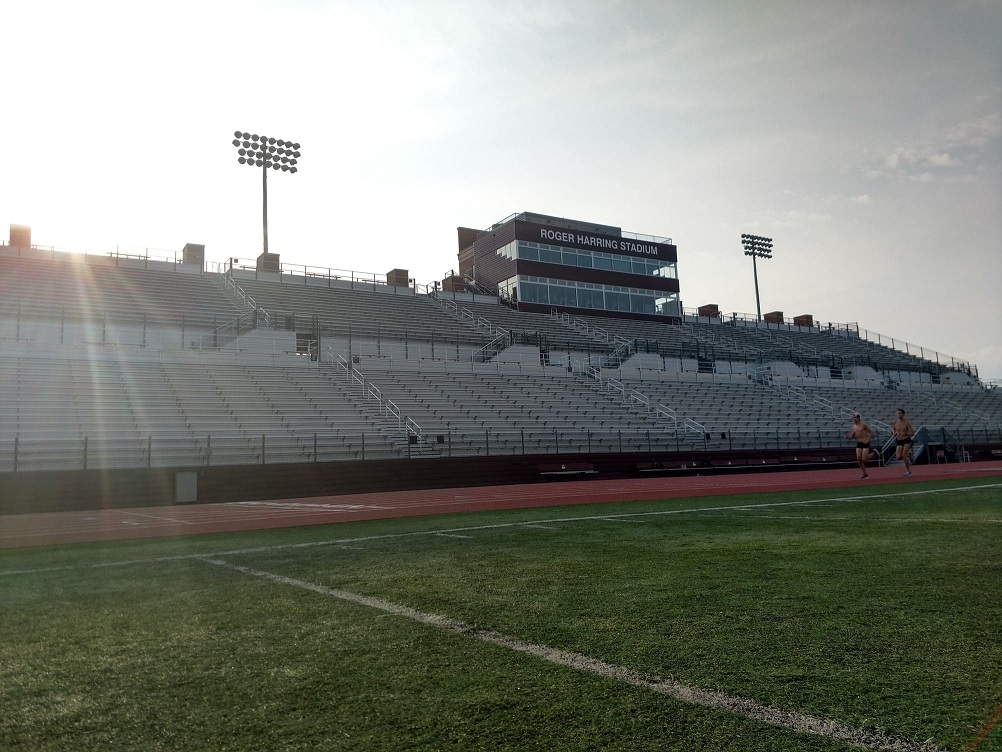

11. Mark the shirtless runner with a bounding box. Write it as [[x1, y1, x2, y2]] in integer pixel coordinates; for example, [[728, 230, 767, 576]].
[[891, 408, 915, 477], [845, 413, 875, 478]]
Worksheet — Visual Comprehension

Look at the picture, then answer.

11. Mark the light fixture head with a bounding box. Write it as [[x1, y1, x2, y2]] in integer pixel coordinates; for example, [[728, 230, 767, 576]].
[[233, 131, 300, 174]]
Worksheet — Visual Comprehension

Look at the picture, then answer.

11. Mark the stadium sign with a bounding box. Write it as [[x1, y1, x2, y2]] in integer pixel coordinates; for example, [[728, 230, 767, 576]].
[[514, 220, 676, 261]]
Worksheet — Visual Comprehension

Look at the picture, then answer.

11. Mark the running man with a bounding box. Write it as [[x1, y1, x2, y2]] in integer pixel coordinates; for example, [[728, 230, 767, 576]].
[[845, 413, 876, 478], [891, 408, 915, 477]]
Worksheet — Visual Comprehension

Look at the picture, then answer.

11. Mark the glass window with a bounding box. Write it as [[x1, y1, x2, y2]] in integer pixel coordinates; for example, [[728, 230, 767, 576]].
[[655, 295, 680, 316], [631, 293, 653, 314], [538, 246, 561, 264], [578, 288, 603, 310], [506, 237, 677, 285], [612, 256, 632, 273], [593, 254, 614, 270], [605, 291, 631, 311], [550, 283, 576, 307], [521, 280, 547, 304], [498, 276, 516, 297], [511, 274, 677, 317], [653, 262, 677, 279]]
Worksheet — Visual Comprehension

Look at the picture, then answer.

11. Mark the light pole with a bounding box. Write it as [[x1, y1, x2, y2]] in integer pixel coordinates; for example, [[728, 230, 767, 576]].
[[231, 131, 301, 255], [741, 234, 773, 321]]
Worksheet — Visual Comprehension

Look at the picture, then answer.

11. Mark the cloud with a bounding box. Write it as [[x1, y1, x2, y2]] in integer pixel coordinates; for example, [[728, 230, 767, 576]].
[[863, 110, 999, 183], [762, 208, 833, 230], [884, 146, 919, 169], [924, 153, 961, 167], [944, 112, 1001, 150]]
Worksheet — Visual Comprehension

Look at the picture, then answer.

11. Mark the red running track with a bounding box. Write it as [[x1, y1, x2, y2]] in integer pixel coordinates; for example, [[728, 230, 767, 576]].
[[2, 462, 1000, 549]]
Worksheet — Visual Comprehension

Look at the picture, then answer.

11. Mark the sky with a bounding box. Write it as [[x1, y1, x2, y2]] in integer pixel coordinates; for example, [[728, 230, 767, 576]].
[[3, 0, 1000, 379]]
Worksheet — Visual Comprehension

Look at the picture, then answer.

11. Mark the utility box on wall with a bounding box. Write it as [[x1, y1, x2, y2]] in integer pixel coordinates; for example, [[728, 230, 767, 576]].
[[175, 472, 198, 504], [182, 243, 205, 265], [386, 268, 409, 287], [257, 252, 280, 272], [9, 224, 31, 247], [764, 311, 785, 324]]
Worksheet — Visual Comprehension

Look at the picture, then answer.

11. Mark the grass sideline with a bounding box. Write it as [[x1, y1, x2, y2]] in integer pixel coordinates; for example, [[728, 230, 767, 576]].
[[1, 478, 1000, 751]]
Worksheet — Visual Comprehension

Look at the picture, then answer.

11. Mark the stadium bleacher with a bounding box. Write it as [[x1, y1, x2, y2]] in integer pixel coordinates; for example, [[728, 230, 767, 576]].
[[1, 244, 999, 503]]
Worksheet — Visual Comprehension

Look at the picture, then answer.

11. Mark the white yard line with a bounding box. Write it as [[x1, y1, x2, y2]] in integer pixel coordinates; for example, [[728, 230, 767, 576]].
[[596, 516, 649, 523], [200, 556, 945, 752], [711, 514, 1002, 523]]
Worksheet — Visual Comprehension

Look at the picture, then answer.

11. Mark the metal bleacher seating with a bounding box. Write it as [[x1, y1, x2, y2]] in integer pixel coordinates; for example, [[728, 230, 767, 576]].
[[1, 248, 995, 472], [234, 277, 490, 350], [0, 255, 243, 334], [442, 298, 613, 355]]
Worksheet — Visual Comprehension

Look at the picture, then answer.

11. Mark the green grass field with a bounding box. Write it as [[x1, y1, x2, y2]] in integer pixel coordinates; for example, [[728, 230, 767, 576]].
[[2, 478, 1000, 751]]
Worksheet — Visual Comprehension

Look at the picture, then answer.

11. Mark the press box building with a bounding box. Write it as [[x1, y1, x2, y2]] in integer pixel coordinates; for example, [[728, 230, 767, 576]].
[[457, 212, 680, 320]]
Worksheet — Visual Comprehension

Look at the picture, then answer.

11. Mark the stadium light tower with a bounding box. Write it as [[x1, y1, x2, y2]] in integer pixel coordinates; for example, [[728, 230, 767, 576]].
[[231, 131, 301, 255], [741, 233, 773, 322]]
